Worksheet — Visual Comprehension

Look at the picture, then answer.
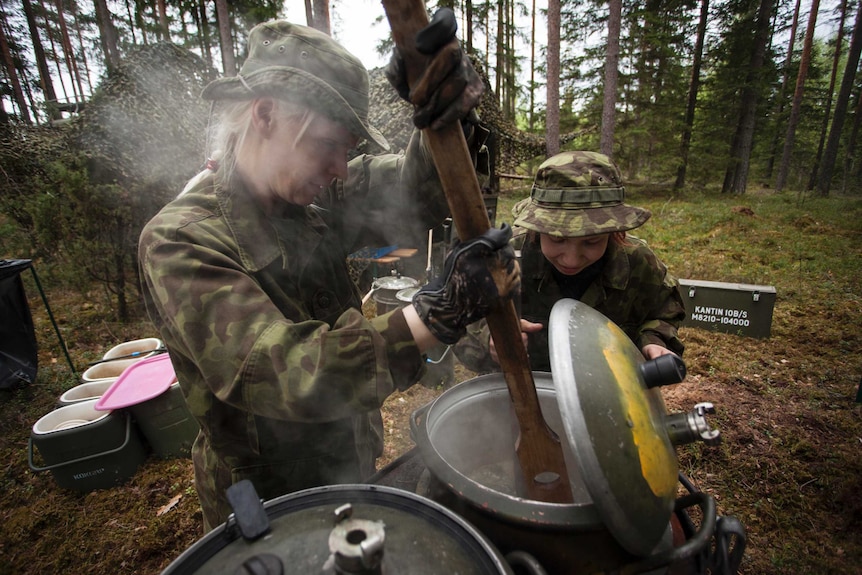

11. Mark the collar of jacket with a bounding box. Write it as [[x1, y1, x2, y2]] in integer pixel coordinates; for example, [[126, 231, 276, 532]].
[[518, 232, 633, 294], [214, 173, 327, 273]]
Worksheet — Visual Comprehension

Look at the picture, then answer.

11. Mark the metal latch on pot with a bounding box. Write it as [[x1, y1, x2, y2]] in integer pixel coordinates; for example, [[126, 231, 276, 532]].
[[225, 479, 270, 541], [665, 402, 721, 446], [324, 503, 386, 574]]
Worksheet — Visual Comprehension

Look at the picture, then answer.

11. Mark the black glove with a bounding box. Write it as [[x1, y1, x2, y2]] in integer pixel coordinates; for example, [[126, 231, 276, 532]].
[[413, 224, 520, 344], [385, 8, 484, 130]]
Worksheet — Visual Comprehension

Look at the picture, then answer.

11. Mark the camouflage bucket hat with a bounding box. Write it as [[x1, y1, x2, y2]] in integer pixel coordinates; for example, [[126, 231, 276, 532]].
[[201, 20, 389, 150], [513, 151, 650, 237]]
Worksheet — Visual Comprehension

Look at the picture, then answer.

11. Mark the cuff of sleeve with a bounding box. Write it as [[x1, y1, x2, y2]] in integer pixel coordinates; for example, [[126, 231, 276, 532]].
[[371, 309, 425, 390], [636, 331, 666, 350]]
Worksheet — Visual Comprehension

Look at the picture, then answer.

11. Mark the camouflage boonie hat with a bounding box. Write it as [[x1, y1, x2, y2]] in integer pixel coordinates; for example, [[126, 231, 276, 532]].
[[513, 151, 650, 237], [201, 20, 389, 150]]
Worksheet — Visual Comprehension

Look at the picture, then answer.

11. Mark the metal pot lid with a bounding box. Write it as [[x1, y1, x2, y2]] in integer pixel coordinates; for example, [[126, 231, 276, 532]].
[[162, 484, 512, 574], [548, 298, 678, 557], [372, 275, 418, 291]]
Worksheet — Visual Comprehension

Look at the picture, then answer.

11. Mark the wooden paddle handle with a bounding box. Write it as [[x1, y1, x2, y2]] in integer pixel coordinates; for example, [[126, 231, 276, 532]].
[[381, 0, 572, 504]]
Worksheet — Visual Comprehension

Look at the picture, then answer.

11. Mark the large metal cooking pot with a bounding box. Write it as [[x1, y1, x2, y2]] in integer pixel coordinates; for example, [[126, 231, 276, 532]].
[[410, 299, 719, 574], [161, 483, 515, 574]]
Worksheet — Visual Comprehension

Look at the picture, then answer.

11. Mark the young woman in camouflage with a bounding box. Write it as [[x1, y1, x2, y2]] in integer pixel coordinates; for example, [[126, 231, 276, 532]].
[[138, 18, 517, 531], [456, 151, 685, 374]]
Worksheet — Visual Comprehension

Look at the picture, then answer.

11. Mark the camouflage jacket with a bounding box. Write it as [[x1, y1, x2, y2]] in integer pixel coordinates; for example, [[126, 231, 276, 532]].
[[139, 131, 447, 530], [455, 230, 686, 373]]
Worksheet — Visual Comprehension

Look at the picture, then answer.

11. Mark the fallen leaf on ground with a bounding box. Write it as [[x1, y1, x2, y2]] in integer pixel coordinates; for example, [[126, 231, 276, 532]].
[[157, 494, 182, 516]]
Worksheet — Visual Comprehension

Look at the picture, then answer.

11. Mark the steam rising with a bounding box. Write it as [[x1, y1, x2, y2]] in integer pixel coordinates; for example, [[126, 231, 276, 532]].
[[423, 373, 593, 504]]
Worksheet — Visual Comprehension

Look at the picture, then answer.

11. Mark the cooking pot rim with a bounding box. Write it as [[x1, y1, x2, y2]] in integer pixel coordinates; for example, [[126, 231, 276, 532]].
[[372, 275, 418, 290], [396, 286, 420, 302]]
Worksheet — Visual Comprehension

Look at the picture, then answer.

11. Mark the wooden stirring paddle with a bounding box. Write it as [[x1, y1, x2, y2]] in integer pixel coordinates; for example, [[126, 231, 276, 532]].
[[381, 0, 573, 504]]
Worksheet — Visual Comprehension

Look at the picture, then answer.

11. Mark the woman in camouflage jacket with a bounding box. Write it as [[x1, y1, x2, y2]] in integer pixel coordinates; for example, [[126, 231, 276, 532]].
[[456, 151, 685, 374], [138, 19, 516, 531]]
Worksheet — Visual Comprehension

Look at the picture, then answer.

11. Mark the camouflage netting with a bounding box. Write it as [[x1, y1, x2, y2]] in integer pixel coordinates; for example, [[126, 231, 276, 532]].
[[364, 57, 583, 180], [0, 122, 71, 229], [73, 42, 215, 200], [1, 43, 582, 233]]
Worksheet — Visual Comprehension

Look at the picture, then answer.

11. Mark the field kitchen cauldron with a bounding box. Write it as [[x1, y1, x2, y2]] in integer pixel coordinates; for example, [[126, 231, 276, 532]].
[[161, 481, 515, 574], [410, 299, 730, 574]]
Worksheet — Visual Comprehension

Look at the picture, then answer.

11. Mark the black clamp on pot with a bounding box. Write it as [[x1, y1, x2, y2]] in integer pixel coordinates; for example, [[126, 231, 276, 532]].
[[225, 479, 271, 541]]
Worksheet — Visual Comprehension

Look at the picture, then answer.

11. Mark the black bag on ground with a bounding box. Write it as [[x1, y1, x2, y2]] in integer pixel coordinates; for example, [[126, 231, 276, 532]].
[[0, 259, 38, 390]]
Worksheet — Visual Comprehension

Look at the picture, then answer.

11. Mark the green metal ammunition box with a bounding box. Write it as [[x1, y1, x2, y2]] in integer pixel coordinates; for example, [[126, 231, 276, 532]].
[[678, 279, 777, 339]]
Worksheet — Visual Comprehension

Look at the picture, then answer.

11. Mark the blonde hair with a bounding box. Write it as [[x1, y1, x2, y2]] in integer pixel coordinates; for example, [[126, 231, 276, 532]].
[[179, 99, 316, 197]]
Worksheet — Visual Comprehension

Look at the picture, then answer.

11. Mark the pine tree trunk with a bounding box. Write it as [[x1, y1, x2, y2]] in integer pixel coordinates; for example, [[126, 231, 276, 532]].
[[215, 0, 236, 75], [20, 65, 41, 125], [765, 0, 801, 179], [466, 0, 473, 53], [721, 0, 774, 194], [312, 0, 331, 35], [506, 0, 513, 116], [600, 0, 621, 156], [195, 0, 213, 69], [0, 11, 33, 123], [775, 0, 821, 192], [22, 0, 60, 120], [70, 2, 93, 93], [55, 0, 86, 99], [529, 0, 536, 131], [816, 1, 862, 196], [93, 0, 121, 73], [129, 0, 150, 45], [675, 0, 709, 190], [157, 0, 169, 40], [495, 0, 504, 108], [807, 0, 847, 190], [485, 7, 490, 73], [39, 0, 70, 99], [546, 0, 561, 156], [304, 0, 314, 26]]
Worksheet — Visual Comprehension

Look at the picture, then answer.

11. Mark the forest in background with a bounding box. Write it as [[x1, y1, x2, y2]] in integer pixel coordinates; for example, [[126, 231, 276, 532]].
[[2, 0, 862, 321], [2, 0, 862, 190]]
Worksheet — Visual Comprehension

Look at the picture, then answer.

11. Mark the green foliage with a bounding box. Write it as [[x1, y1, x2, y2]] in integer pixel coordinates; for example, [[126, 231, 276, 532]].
[[12, 153, 140, 318], [0, 41, 212, 321], [0, 123, 71, 231]]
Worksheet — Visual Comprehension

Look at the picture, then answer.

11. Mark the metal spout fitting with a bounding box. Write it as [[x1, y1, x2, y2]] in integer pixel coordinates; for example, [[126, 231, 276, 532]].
[[327, 503, 386, 574], [665, 402, 721, 446]]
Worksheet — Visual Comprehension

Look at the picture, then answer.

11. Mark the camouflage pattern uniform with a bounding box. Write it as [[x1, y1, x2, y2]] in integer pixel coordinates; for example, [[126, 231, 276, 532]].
[[139, 130, 448, 531], [140, 18, 490, 530], [455, 151, 685, 373]]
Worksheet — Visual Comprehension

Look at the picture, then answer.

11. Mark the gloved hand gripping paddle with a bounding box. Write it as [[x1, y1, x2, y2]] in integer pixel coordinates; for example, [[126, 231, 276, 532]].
[[413, 224, 519, 345], [384, 8, 484, 130]]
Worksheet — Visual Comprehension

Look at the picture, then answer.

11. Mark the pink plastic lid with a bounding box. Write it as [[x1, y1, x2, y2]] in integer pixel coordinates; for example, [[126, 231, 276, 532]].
[[94, 352, 177, 411]]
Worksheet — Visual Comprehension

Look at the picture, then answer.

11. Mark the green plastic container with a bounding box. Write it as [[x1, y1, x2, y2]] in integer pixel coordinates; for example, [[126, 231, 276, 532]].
[[28, 399, 147, 492], [130, 382, 199, 458]]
